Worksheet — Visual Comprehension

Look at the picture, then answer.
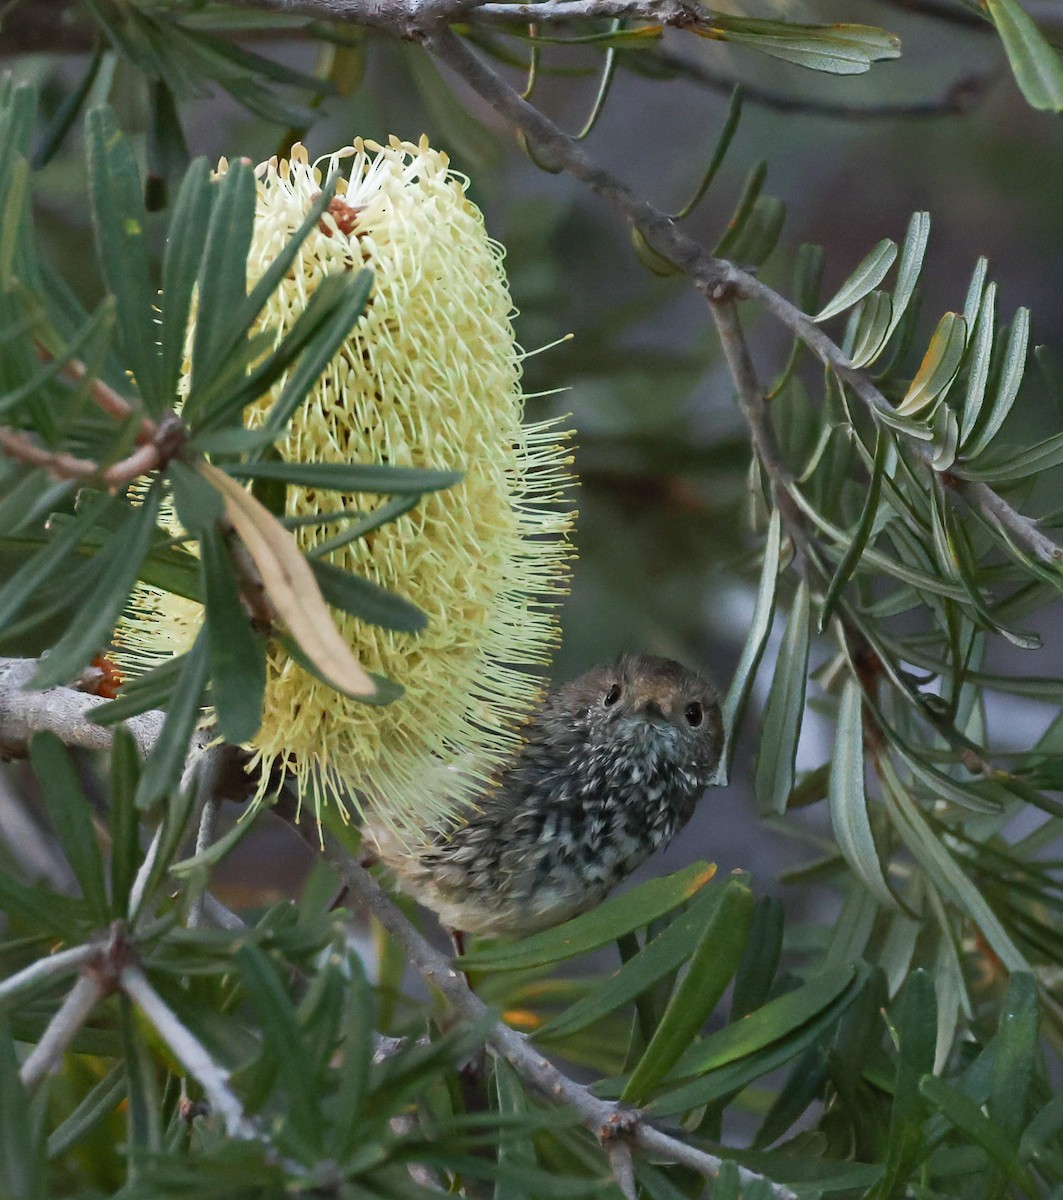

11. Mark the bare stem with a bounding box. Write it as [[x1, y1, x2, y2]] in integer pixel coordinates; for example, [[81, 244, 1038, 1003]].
[[0, 429, 100, 482], [121, 965, 259, 1141], [0, 944, 97, 1005], [607, 1140, 638, 1200], [186, 787, 222, 930], [19, 972, 106, 1091]]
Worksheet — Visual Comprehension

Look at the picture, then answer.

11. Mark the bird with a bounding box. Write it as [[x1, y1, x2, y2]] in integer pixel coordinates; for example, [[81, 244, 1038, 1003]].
[[366, 653, 724, 941]]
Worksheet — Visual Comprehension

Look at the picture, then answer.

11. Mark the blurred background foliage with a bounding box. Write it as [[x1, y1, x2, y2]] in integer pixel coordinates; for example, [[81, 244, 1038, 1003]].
[[4, 0, 1063, 1197]]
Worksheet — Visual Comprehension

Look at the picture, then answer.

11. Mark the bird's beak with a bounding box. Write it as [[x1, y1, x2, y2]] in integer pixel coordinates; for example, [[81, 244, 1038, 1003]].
[[640, 699, 668, 725]]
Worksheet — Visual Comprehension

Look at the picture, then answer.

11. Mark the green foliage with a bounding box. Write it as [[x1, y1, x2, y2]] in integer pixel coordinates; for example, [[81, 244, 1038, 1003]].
[[4, 3, 1063, 1199]]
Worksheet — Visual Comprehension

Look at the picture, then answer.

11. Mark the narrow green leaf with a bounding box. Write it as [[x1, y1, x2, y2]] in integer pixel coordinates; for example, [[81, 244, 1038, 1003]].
[[848, 290, 893, 368], [872, 969, 937, 1200], [820, 430, 888, 628], [223, 458, 462, 495], [730, 896, 783, 1019], [189, 158, 256, 393], [169, 811, 256, 878], [118, 993, 161, 1165], [159, 157, 213, 404], [754, 578, 810, 815], [493, 1057, 538, 1200], [0, 1018, 43, 1199], [46, 1061, 125, 1160], [135, 630, 209, 810], [896, 312, 966, 416], [670, 963, 857, 1080], [622, 879, 754, 1104], [30, 731, 109, 924], [258, 269, 374, 439], [881, 759, 1027, 972], [0, 159, 31, 292], [310, 558, 426, 634], [720, 509, 781, 784], [707, 18, 900, 76], [962, 255, 988, 333], [200, 523, 266, 743], [329, 950, 375, 1160], [672, 87, 742, 221], [85, 105, 162, 413], [920, 1076, 1039, 1197], [537, 879, 730, 1041], [228, 182, 338, 363], [958, 281, 997, 445], [31, 485, 162, 690], [814, 239, 897, 323], [89, 650, 188, 726], [0, 494, 116, 630], [459, 862, 718, 971], [957, 429, 1063, 484], [713, 161, 766, 257], [109, 728, 142, 918], [236, 943, 323, 1153], [988, 972, 1039, 1143], [306, 493, 419, 559], [0, 300, 115, 419], [725, 194, 786, 269], [828, 680, 895, 908], [986, 0, 1063, 111], [962, 306, 1030, 458], [889, 737, 1001, 815], [169, 458, 225, 533], [884, 211, 930, 344]]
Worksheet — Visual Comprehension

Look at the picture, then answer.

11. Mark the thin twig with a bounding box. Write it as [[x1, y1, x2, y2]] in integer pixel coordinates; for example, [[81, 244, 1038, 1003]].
[[0, 943, 97, 1005], [18, 972, 106, 1091], [186, 792, 221, 930], [0, 429, 100, 482], [121, 965, 259, 1141], [607, 1140, 639, 1200], [707, 299, 792, 498], [55, 356, 156, 440]]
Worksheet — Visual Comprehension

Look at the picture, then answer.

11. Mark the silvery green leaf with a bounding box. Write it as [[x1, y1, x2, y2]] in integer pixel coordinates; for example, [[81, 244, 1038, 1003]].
[[814, 238, 897, 323]]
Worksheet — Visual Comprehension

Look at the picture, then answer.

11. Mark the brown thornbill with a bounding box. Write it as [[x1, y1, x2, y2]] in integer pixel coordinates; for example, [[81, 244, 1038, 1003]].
[[368, 654, 724, 938]]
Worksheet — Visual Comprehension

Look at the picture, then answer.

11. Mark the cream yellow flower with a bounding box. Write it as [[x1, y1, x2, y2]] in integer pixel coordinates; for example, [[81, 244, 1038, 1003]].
[[122, 136, 575, 839]]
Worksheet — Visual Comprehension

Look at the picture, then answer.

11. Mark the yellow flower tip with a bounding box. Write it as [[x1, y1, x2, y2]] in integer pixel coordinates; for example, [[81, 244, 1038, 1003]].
[[118, 136, 576, 847]]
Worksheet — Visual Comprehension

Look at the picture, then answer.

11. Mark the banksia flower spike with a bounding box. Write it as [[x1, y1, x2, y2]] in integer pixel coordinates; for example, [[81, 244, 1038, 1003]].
[[122, 136, 575, 839]]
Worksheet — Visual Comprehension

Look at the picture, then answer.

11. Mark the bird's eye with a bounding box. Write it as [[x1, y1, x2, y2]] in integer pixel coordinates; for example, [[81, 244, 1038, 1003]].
[[603, 684, 622, 707], [684, 702, 704, 727]]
